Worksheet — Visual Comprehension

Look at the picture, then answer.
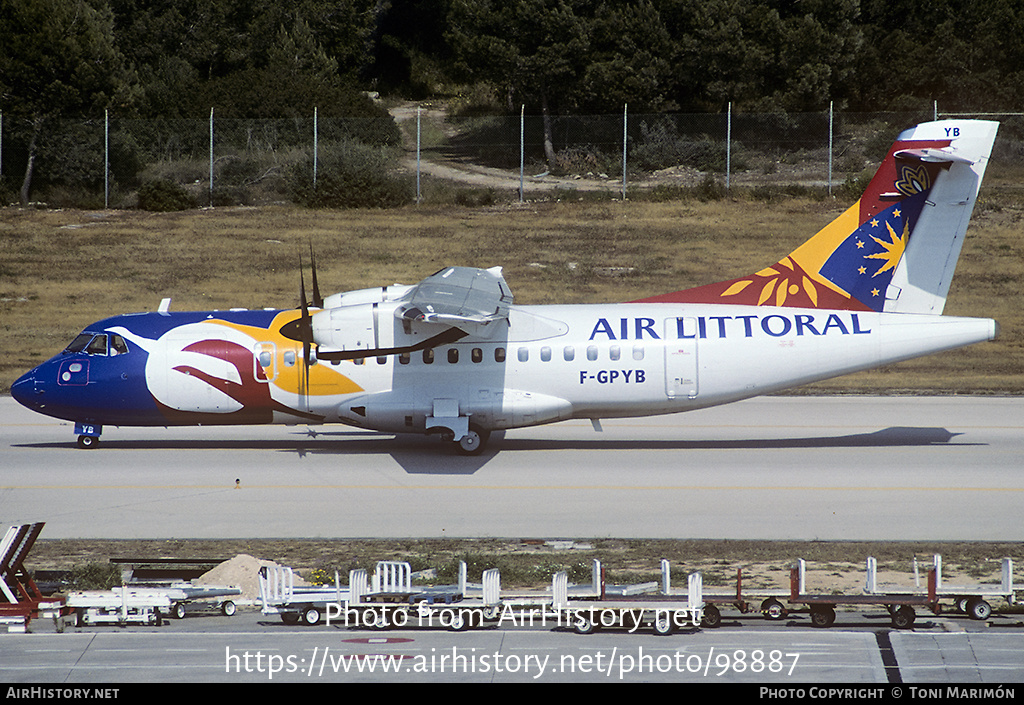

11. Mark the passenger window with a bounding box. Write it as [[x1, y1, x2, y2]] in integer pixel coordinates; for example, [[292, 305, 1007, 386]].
[[518, 348, 529, 362], [472, 348, 483, 363], [399, 353, 410, 365], [609, 345, 621, 361], [377, 356, 387, 365], [633, 344, 645, 361], [448, 348, 459, 364], [587, 345, 598, 361], [110, 335, 129, 355], [540, 346, 551, 362], [259, 351, 272, 368], [495, 347, 506, 363], [423, 349, 434, 364], [85, 334, 108, 356], [563, 346, 575, 362], [284, 350, 296, 367]]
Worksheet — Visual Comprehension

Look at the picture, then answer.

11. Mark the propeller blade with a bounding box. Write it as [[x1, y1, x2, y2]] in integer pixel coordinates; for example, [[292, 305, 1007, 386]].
[[309, 243, 324, 309]]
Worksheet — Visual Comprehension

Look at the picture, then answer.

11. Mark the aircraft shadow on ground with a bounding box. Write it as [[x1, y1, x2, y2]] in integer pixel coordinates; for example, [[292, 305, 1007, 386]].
[[17, 426, 976, 476]]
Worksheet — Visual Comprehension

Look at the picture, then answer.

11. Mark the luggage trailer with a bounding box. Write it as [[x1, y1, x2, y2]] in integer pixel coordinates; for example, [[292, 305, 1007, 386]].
[[865, 555, 1016, 621], [789, 559, 939, 629], [0, 523, 65, 632], [259, 561, 503, 629]]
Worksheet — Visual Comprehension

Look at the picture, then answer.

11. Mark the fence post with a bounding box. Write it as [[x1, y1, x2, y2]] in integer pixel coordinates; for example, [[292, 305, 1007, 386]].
[[313, 106, 318, 191], [104, 108, 110, 209], [726, 102, 732, 189], [828, 101, 833, 197], [0, 109, 3, 179], [208, 107, 214, 207], [519, 104, 525, 203], [621, 102, 628, 200], [416, 106, 421, 203]]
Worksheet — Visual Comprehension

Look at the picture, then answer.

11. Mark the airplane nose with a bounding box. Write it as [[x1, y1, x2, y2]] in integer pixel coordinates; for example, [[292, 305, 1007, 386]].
[[11, 371, 39, 409]]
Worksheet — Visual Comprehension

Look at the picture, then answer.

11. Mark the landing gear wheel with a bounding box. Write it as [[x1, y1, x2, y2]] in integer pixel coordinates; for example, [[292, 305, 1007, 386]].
[[892, 605, 916, 629], [456, 427, 490, 455], [761, 598, 787, 620], [701, 604, 722, 628], [967, 597, 991, 620], [809, 605, 836, 628], [77, 435, 99, 449]]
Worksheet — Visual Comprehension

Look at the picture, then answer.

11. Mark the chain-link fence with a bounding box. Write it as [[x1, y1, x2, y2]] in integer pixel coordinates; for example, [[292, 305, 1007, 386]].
[[2, 106, 1022, 209]]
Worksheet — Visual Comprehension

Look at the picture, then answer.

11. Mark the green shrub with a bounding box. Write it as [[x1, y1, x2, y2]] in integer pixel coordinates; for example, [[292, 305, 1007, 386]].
[[70, 562, 121, 590], [290, 142, 413, 209], [137, 179, 195, 211]]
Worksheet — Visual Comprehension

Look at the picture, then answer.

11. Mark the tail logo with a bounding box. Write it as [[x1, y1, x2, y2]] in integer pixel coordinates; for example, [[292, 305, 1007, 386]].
[[894, 164, 931, 197]]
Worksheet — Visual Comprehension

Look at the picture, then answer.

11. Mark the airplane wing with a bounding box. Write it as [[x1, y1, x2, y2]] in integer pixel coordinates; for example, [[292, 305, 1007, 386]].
[[394, 266, 513, 330], [311, 266, 513, 362]]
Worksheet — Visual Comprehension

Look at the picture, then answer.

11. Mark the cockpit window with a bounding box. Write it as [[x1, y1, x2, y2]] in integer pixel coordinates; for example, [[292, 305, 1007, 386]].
[[85, 334, 109, 355], [110, 334, 129, 355], [64, 333, 94, 354], [63, 332, 129, 356]]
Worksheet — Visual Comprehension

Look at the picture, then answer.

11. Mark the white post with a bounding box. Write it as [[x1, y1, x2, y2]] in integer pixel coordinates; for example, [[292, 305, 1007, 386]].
[[934, 100, 938, 121], [661, 559, 671, 594], [687, 572, 704, 625], [313, 106, 318, 190], [104, 108, 109, 209], [519, 104, 525, 203], [416, 106, 421, 203], [726, 102, 732, 189], [865, 556, 877, 593], [552, 571, 568, 609], [208, 107, 214, 207], [827, 101, 833, 197], [621, 102, 628, 200], [483, 569, 500, 606]]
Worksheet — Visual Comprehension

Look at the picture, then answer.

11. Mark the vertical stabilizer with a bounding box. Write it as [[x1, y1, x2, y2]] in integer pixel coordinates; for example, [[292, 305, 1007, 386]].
[[638, 120, 998, 314]]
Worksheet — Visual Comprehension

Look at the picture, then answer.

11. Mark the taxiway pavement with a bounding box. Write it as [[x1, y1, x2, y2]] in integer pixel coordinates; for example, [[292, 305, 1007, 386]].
[[2, 395, 1021, 540]]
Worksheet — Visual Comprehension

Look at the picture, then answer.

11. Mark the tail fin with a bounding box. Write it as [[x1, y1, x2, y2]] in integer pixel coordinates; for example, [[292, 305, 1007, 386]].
[[639, 119, 998, 314]]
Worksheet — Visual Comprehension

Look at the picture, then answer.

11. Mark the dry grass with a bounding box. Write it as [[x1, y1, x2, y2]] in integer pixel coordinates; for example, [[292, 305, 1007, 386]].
[[2, 192, 1023, 393], [28, 537, 1023, 598]]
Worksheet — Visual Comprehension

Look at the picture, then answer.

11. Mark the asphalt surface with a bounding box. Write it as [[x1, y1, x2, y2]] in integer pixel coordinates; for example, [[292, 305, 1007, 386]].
[[1, 395, 1022, 540], [4, 607, 1022, 684]]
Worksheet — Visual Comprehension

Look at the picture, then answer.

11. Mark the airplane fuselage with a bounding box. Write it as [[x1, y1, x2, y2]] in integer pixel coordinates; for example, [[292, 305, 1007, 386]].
[[11, 302, 996, 445]]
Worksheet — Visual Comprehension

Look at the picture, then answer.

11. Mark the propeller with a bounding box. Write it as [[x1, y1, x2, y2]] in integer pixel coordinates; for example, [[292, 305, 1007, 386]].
[[278, 249, 323, 412]]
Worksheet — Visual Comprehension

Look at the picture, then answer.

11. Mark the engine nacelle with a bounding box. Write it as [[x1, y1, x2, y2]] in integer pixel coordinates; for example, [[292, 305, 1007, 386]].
[[321, 284, 414, 309], [312, 302, 397, 353]]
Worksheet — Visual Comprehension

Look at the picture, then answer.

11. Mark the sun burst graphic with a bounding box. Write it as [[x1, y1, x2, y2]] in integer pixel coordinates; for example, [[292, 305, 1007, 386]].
[[865, 220, 909, 277]]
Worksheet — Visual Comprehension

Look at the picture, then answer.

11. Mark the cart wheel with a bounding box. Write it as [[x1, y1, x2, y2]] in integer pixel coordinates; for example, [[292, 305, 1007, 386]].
[[761, 598, 787, 620], [302, 606, 322, 626], [809, 605, 836, 628], [652, 611, 675, 636], [447, 610, 471, 631], [892, 605, 916, 629], [572, 614, 599, 635], [221, 600, 236, 617], [955, 596, 970, 613], [701, 604, 722, 628], [281, 612, 300, 624], [967, 597, 991, 620], [172, 602, 186, 619]]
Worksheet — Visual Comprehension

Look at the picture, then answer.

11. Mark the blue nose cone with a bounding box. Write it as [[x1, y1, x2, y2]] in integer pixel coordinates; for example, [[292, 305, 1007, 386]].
[[11, 370, 39, 409]]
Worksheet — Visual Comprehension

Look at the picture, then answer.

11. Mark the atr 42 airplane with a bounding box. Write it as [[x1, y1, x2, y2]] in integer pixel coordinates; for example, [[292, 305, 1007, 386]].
[[11, 120, 1000, 454]]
